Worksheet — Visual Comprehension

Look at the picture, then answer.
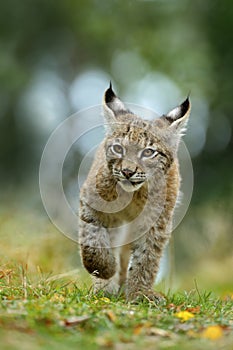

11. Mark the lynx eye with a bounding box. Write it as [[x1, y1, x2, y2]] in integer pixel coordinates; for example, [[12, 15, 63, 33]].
[[112, 144, 124, 155], [141, 148, 158, 158]]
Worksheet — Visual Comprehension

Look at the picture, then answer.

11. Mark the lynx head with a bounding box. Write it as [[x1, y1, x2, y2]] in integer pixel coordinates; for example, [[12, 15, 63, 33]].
[[102, 83, 191, 193]]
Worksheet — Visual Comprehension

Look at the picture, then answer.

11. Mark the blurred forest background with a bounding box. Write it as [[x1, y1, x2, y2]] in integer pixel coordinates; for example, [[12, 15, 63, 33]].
[[0, 0, 232, 293]]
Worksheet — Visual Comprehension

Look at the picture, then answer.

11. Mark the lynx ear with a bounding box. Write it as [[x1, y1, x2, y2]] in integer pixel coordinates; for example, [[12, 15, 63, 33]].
[[165, 97, 191, 134], [102, 83, 129, 131]]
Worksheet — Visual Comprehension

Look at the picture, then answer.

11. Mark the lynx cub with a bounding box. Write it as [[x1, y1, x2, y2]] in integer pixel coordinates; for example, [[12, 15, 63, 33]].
[[79, 84, 191, 301]]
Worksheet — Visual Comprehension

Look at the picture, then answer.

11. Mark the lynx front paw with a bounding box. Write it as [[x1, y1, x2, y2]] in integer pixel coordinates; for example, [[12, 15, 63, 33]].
[[81, 245, 116, 279], [126, 289, 166, 304]]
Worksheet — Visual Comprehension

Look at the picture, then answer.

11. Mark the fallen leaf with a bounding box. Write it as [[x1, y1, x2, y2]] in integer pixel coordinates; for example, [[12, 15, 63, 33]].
[[146, 327, 175, 338], [202, 325, 224, 340], [105, 310, 117, 322], [167, 303, 176, 310], [186, 306, 201, 314], [175, 322, 194, 332], [133, 324, 144, 335], [175, 311, 195, 322], [60, 315, 90, 327]]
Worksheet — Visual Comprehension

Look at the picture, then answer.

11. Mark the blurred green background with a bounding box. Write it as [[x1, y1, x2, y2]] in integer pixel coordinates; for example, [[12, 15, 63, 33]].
[[0, 0, 232, 293]]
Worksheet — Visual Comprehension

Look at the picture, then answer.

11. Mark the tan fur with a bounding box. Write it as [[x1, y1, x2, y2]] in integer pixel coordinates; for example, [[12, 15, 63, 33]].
[[79, 86, 191, 302]]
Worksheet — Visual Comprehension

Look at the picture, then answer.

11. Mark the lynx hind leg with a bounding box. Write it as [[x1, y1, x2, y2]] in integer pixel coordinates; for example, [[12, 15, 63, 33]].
[[119, 244, 131, 289], [126, 228, 169, 303], [79, 221, 116, 280]]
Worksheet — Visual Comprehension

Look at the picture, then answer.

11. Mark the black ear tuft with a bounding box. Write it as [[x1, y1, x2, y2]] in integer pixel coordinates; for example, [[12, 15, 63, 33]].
[[103, 83, 132, 118], [105, 82, 116, 104], [180, 97, 190, 118], [166, 96, 191, 123]]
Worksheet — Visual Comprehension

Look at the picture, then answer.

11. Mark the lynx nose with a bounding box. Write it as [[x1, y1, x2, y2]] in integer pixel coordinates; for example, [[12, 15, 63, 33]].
[[121, 168, 135, 179]]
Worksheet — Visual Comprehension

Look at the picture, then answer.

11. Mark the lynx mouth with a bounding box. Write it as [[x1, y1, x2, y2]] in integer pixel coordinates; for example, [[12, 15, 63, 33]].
[[118, 179, 145, 192], [130, 180, 145, 185]]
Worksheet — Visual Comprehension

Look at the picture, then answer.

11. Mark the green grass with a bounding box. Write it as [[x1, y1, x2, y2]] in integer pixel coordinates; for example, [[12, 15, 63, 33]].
[[0, 199, 232, 349], [0, 264, 232, 350]]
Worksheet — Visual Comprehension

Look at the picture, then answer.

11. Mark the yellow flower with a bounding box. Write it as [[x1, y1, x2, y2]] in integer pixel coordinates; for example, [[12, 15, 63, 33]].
[[175, 311, 195, 322], [202, 325, 223, 340], [99, 297, 111, 303], [50, 293, 65, 302]]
